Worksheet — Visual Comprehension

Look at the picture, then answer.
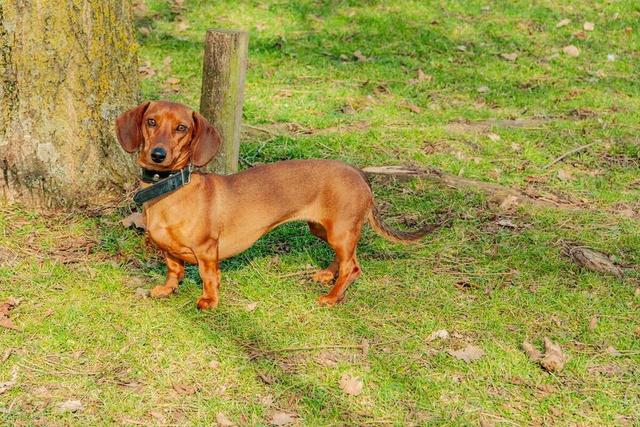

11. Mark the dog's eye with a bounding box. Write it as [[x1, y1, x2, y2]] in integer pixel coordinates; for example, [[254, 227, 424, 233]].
[[147, 118, 156, 127], [176, 124, 188, 132]]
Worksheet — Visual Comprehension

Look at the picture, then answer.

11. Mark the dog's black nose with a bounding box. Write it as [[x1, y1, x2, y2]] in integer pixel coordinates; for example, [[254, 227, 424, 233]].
[[150, 147, 166, 163]]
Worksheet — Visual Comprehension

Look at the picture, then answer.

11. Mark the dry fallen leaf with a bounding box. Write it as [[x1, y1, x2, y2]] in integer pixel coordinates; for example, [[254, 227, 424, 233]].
[[353, 50, 368, 62], [217, 412, 235, 427], [427, 329, 450, 342], [540, 337, 567, 372], [498, 195, 520, 211], [583, 22, 595, 31], [245, 302, 258, 312], [566, 245, 624, 278], [606, 346, 621, 357], [172, 383, 197, 395], [149, 411, 166, 423], [557, 169, 572, 181], [404, 101, 421, 114], [58, 399, 83, 413], [563, 45, 580, 57], [339, 373, 364, 396], [588, 317, 598, 331], [122, 212, 146, 230], [477, 85, 490, 93], [417, 68, 432, 82], [486, 132, 501, 142], [270, 411, 296, 426], [316, 351, 339, 367], [556, 19, 571, 28], [522, 341, 543, 362], [0, 367, 18, 395], [448, 344, 484, 363], [134, 287, 150, 299], [166, 77, 180, 85], [587, 364, 622, 376], [501, 52, 518, 61]]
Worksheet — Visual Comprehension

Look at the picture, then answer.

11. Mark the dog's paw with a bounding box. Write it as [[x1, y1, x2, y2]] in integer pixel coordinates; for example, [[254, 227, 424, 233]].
[[150, 285, 176, 298], [317, 294, 342, 307], [312, 269, 335, 284], [196, 297, 218, 310]]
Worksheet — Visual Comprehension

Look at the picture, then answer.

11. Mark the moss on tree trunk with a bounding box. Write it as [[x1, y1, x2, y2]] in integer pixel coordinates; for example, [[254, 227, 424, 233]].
[[0, 1, 139, 207]]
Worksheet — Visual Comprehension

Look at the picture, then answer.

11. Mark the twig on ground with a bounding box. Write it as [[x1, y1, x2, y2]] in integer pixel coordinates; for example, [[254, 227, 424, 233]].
[[249, 343, 367, 360], [543, 142, 597, 169], [362, 165, 579, 210]]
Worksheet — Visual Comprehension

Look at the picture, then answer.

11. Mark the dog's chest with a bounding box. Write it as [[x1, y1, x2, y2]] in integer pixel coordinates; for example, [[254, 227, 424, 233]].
[[145, 211, 198, 263]]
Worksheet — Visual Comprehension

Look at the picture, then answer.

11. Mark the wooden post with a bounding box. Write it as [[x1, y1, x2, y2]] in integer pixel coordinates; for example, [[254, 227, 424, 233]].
[[199, 29, 248, 174]]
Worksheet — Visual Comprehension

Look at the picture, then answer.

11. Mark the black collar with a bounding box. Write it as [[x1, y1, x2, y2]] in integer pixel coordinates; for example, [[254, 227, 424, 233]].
[[133, 165, 192, 206]]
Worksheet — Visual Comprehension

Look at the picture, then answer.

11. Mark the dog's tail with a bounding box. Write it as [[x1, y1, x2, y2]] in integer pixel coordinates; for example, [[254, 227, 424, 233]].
[[366, 202, 443, 244]]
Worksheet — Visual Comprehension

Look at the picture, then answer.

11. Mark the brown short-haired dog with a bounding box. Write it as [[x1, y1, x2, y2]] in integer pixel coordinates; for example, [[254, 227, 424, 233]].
[[116, 101, 439, 309]]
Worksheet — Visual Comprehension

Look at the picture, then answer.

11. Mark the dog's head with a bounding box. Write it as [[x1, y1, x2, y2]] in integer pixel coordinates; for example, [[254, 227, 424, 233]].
[[115, 101, 221, 171]]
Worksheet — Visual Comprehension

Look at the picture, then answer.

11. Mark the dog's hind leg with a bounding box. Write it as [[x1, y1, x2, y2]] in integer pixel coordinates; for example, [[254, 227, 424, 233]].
[[308, 221, 339, 284], [317, 221, 363, 306]]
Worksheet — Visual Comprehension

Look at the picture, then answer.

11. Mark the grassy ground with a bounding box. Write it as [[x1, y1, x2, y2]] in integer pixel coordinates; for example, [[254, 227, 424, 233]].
[[2, 0, 640, 425]]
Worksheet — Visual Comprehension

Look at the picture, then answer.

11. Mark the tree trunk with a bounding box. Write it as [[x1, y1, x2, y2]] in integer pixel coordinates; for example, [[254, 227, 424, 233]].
[[200, 29, 248, 174], [0, 1, 139, 208]]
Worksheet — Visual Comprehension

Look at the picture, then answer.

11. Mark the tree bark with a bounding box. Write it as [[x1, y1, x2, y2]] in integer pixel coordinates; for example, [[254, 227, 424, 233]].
[[199, 29, 248, 174], [0, 1, 139, 207]]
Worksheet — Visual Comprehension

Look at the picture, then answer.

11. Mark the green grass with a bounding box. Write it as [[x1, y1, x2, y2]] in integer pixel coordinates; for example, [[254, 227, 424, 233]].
[[1, 0, 639, 424]]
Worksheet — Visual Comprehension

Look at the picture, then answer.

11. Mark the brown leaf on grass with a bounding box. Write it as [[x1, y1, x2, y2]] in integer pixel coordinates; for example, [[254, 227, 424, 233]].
[[522, 341, 543, 361], [501, 52, 518, 61], [417, 68, 431, 81], [540, 338, 567, 372], [427, 329, 450, 342], [258, 372, 275, 385], [588, 317, 598, 331], [563, 45, 580, 57], [565, 245, 624, 278], [217, 412, 235, 426], [557, 169, 572, 181], [0, 298, 20, 331], [0, 367, 18, 395], [245, 302, 258, 312], [176, 18, 190, 32], [58, 399, 83, 413], [138, 26, 151, 36], [523, 338, 567, 372], [339, 373, 363, 396], [270, 411, 296, 426], [138, 61, 156, 78], [477, 85, 490, 93], [134, 287, 150, 299], [172, 383, 197, 395], [448, 344, 484, 363], [403, 101, 421, 114], [583, 22, 595, 31], [149, 411, 166, 423], [556, 19, 571, 28], [316, 352, 339, 367], [122, 212, 146, 230], [605, 346, 621, 357], [166, 77, 180, 85], [353, 50, 368, 62], [587, 364, 622, 376], [486, 132, 500, 142]]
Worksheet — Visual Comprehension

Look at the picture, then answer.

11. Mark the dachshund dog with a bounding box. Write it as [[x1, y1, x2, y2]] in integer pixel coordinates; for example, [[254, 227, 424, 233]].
[[116, 101, 438, 310]]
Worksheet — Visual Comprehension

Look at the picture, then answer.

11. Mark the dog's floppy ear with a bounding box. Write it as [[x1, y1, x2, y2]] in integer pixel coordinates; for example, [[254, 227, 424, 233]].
[[191, 111, 222, 167], [115, 101, 150, 153]]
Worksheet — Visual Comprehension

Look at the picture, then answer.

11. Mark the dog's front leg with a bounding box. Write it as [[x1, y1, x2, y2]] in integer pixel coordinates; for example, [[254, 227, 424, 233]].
[[150, 252, 184, 298], [196, 240, 220, 310]]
